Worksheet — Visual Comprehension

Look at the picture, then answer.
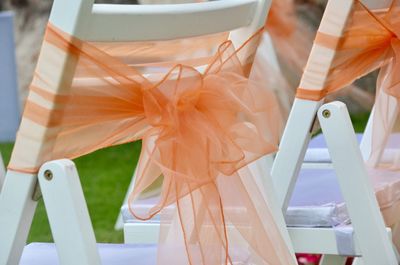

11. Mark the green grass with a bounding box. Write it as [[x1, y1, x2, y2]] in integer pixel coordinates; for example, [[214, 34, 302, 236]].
[[350, 112, 370, 133], [0, 113, 370, 243], [0, 141, 141, 243]]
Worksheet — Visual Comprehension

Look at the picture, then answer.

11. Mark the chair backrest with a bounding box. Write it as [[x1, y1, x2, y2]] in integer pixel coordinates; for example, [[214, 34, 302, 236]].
[[271, 0, 397, 209], [9, 0, 272, 173], [49, 0, 269, 43]]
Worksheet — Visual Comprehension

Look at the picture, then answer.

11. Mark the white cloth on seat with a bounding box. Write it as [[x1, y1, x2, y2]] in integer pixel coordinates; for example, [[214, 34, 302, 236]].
[[287, 168, 348, 227], [121, 134, 400, 255], [20, 243, 157, 265], [288, 167, 400, 227], [122, 167, 400, 228], [121, 166, 400, 256], [304, 133, 400, 163], [121, 169, 348, 228]]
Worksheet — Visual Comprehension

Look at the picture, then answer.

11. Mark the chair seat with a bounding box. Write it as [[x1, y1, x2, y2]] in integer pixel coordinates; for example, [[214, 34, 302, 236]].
[[122, 133, 400, 243], [20, 243, 157, 265], [304, 133, 400, 163], [122, 167, 400, 229], [287, 167, 400, 228]]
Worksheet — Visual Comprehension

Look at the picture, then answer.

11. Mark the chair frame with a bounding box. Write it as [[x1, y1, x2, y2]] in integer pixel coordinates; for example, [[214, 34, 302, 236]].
[[0, 1, 290, 265], [124, 1, 400, 265], [271, 0, 399, 264]]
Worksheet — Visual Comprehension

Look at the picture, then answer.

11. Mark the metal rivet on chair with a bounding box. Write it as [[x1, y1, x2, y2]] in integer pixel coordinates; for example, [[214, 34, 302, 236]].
[[44, 169, 53, 181], [322, 109, 331, 118]]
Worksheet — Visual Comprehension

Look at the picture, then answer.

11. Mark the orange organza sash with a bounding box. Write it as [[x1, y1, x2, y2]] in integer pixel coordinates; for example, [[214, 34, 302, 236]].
[[296, 0, 400, 101], [296, 0, 400, 165], [9, 24, 295, 264], [266, 0, 313, 88], [260, 0, 314, 118]]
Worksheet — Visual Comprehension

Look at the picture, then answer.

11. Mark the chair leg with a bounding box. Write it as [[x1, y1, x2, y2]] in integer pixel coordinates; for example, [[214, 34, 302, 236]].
[[319, 101, 398, 265], [114, 168, 137, 231], [320, 255, 347, 265], [38, 159, 101, 265], [0, 171, 38, 265]]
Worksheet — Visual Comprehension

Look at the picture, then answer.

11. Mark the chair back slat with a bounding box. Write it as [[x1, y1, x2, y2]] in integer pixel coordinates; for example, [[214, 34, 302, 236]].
[[49, 0, 270, 42]]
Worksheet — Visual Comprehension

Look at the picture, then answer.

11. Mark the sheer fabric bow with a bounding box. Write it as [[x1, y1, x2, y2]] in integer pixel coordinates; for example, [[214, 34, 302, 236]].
[[8, 24, 295, 265]]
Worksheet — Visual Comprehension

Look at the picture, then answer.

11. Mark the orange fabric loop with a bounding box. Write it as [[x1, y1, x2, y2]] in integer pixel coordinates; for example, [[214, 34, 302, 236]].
[[314, 32, 342, 51], [265, 0, 314, 88], [9, 23, 295, 265], [295, 87, 328, 101]]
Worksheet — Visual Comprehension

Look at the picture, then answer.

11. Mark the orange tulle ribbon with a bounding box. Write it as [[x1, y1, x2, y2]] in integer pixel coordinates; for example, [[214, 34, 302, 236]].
[[9, 23, 295, 264], [296, 0, 400, 101], [266, 0, 314, 88], [295, 0, 400, 165]]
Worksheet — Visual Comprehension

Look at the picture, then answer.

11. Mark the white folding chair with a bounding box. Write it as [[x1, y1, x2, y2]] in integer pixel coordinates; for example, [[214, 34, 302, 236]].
[[0, 1, 295, 265], [272, 0, 400, 264]]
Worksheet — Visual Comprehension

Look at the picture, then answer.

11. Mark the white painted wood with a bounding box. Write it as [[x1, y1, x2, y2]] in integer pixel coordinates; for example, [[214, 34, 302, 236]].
[[38, 159, 101, 265], [261, 32, 280, 72], [114, 167, 137, 230], [290, 227, 360, 256], [248, 158, 296, 255], [48, 0, 94, 39], [124, 221, 396, 257], [320, 255, 347, 265], [352, 258, 365, 265], [0, 171, 38, 265], [301, 163, 334, 170], [358, 108, 374, 161], [50, 0, 272, 42], [260, 32, 292, 112], [271, 98, 322, 210], [288, 227, 360, 255], [0, 1, 90, 264], [124, 223, 159, 244], [318, 101, 398, 265], [271, 0, 355, 211]]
